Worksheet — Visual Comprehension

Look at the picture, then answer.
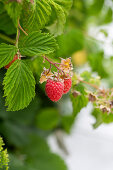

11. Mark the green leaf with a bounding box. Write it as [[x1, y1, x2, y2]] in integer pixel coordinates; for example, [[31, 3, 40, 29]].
[[0, 121, 28, 147], [9, 135, 67, 170], [30, 153, 67, 170], [8, 96, 40, 126], [19, 31, 57, 56], [36, 108, 59, 130], [53, 0, 73, 15], [22, 135, 67, 170], [56, 29, 84, 57], [9, 153, 39, 170], [9, 154, 26, 170], [71, 83, 88, 117], [0, 12, 16, 35], [47, 0, 72, 35], [3, 60, 36, 111], [80, 71, 92, 82], [80, 71, 100, 87], [88, 0, 104, 16], [22, 135, 50, 157], [100, 29, 108, 37], [88, 52, 108, 78], [102, 8, 112, 24], [62, 115, 74, 133], [47, 0, 66, 36], [63, 83, 88, 133], [92, 108, 113, 128], [5, 2, 22, 26], [0, 137, 9, 170], [0, 2, 5, 14], [0, 43, 17, 69], [20, 0, 52, 33]]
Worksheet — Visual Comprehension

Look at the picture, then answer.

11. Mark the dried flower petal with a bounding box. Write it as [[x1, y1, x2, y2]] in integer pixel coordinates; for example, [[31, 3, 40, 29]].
[[40, 75, 47, 84], [88, 93, 97, 102], [60, 58, 73, 73], [72, 91, 81, 98], [100, 105, 110, 113], [40, 67, 54, 83], [110, 100, 113, 108]]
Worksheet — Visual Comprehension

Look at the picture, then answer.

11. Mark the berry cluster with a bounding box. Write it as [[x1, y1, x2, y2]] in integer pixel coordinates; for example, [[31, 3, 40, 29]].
[[40, 57, 73, 102], [45, 76, 72, 102], [5, 55, 72, 102]]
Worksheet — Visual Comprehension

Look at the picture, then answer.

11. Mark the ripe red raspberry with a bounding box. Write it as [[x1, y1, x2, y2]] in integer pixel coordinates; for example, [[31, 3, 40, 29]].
[[63, 78, 72, 94], [5, 54, 21, 69], [45, 79, 64, 102]]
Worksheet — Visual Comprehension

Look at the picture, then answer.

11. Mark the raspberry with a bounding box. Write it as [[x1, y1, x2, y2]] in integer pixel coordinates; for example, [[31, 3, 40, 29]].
[[5, 54, 21, 69], [45, 79, 64, 102], [63, 78, 72, 94]]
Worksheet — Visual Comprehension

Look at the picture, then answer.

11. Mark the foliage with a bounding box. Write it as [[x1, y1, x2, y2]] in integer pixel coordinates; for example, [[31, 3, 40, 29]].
[[19, 31, 57, 56], [0, 0, 113, 169], [0, 44, 17, 69], [0, 137, 9, 170], [3, 60, 36, 111], [88, 52, 108, 78], [9, 135, 67, 170], [36, 108, 59, 130], [92, 108, 113, 128]]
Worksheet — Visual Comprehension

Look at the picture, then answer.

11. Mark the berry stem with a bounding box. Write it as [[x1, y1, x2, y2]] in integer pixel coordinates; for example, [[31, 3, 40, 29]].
[[54, 62, 67, 66], [16, 20, 20, 48], [18, 21, 28, 36], [43, 56, 65, 74], [47, 63, 52, 74], [79, 79, 99, 90], [49, 63, 52, 72]]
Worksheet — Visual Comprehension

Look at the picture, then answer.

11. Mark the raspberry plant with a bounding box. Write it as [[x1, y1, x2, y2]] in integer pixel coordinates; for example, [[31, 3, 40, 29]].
[[0, 0, 73, 111], [0, 0, 113, 169], [0, 137, 9, 170]]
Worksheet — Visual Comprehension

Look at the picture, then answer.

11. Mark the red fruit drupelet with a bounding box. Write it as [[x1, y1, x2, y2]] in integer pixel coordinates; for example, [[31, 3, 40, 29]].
[[45, 79, 64, 102], [63, 78, 72, 94], [5, 54, 21, 69]]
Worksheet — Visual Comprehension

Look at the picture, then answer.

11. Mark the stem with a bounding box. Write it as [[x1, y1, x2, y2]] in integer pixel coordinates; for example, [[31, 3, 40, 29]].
[[44, 56, 65, 74], [54, 62, 67, 66], [0, 33, 15, 44], [49, 63, 52, 72], [79, 79, 99, 90], [15, 23, 20, 48], [18, 21, 28, 36], [47, 63, 52, 74]]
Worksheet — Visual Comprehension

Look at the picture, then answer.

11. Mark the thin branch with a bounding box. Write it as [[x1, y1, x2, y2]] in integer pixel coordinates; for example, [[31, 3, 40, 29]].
[[43, 56, 65, 74], [15, 24, 20, 48], [79, 79, 99, 90], [54, 62, 67, 66], [18, 22, 28, 36], [49, 63, 52, 72]]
